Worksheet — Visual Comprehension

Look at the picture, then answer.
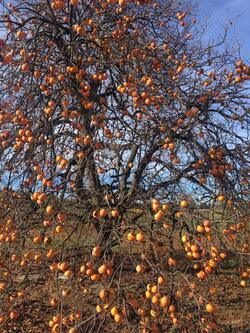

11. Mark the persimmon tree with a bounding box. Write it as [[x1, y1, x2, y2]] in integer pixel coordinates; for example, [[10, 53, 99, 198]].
[[0, 0, 249, 332]]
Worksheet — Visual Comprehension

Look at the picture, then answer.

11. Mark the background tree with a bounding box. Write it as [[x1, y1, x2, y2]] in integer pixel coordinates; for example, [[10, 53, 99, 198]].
[[0, 0, 249, 332]]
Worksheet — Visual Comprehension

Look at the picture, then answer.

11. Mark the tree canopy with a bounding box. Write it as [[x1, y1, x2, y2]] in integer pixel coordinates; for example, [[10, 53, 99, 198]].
[[0, 1, 249, 332]]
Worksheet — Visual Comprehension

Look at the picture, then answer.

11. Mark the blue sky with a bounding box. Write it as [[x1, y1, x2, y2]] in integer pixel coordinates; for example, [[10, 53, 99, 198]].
[[199, 0, 250, 59]]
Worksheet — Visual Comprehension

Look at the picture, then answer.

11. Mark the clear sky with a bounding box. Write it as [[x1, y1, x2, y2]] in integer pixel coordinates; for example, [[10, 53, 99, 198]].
[[199, 0, 250, 59]]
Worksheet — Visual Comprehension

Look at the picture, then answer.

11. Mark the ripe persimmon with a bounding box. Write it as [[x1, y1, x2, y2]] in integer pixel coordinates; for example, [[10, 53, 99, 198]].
[[206, 303, 215, 313]]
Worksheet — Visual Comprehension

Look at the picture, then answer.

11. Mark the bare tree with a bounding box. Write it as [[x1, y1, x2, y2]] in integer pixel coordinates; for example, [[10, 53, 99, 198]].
[[0, 1, 249, 332]]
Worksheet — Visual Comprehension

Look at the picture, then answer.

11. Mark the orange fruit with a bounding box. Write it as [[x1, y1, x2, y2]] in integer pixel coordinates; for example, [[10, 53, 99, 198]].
[[206, 303, 215, 313]]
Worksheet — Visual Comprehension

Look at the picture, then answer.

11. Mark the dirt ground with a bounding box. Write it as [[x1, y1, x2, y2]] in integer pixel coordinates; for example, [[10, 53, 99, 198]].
[[2, 257, 250, 333]]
